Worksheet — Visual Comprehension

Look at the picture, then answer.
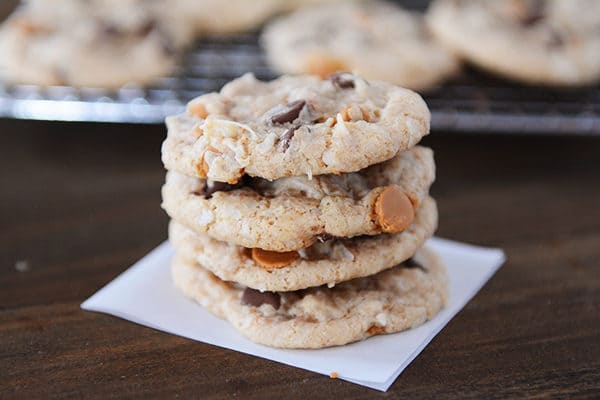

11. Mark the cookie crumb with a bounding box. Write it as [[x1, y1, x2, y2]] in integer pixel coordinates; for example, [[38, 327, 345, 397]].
[[15, 260, 30, 272], [329, 372, 339, 379]]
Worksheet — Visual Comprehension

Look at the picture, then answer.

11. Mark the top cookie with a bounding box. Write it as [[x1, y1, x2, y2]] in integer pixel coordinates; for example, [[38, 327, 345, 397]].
[[261, 0, 460, 91], [0, 0, 194, 87], [427, 0, 600, 86], [162, 73, 430, 183]]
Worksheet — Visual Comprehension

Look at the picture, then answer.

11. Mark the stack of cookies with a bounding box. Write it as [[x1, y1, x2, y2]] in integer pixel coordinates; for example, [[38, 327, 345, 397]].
[[161, 72, 448, 349]]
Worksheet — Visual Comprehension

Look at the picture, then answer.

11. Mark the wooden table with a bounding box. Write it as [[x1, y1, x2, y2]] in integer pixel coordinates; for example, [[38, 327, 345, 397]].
[[1, 119, 599, 399]]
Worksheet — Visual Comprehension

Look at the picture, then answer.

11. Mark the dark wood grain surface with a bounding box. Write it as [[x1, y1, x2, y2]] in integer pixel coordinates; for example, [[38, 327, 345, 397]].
[[1, 119, 599, 399]]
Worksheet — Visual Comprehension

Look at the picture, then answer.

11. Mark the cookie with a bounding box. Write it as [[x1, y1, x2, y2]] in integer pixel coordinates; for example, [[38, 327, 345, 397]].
[[169, 195, 437, 292], [261, 0, 460, 91], [170, 0, 284, 35], [162, 146, 435, 252], [427, 0, 600, 86], [0, 0, 194, 87], [171, 245, 448, 348], [178, 0, 340, 36], [162, 73, 430, 183]]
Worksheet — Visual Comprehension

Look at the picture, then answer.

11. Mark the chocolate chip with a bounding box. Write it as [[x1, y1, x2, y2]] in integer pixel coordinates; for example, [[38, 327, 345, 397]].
[[194, 181, 240, 199], [280, 126, 299, 151], [546, 29, 565, 48], [316, 233, 334, 243], [271, 100, 306, 124], [100, 23, 121, 37], [241, 288, 281, 309], [402, 258, 426, 272], [520, 0, 545, 27], [159, 35, 177, 56], [137, 20, 157, 37], [329, 72, 355, 89]]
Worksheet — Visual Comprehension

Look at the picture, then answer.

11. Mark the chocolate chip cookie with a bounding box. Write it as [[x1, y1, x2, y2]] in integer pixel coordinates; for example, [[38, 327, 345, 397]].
[[162, 73, 430, 183], [162, 146, 435, 252], [0, 0, 194, 87], [427, 0, 600, 86], [171, 246, 448, 348], [261, 0, 460, 90], [169, 195, 436, 291]]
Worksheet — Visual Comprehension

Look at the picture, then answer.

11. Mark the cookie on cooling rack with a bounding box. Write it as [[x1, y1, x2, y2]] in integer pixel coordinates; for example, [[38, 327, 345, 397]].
[[0, 0, 194, 87], [261, 0, 460, 91], [162, 72, 430, 183], [427, 0, 600, 86], [180, 0, 344, 35], [171, 245, 448, 349], [162, 146, 435, 252]]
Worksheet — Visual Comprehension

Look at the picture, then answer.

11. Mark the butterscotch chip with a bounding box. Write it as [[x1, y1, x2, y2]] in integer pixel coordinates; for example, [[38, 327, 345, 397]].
[[340, 104, 372, 122], [189, 101, 209, 119], [304, 53, 348, 78], [195, 158, 209, 179], [251, 248, 299, 270], [192, 126, 204, 137], [375, 185, 415, 233], [367, 325, 387, 335]]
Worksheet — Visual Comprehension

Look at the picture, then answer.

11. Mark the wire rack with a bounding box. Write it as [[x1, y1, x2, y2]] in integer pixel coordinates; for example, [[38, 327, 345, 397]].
[[1, 31, 600, 134]]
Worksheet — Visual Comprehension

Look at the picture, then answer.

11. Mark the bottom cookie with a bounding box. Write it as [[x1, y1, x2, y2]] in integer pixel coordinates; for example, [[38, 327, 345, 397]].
[[172, 246, 448, 349]]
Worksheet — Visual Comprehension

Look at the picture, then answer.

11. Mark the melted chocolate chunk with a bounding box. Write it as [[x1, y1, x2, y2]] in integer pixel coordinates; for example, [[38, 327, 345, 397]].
[[137, 20, 157, 37], [280, 126, 299, 151], [241, 288, 281, 309], [329, 72, 356, 89], [402, 258, 427, 272], [100, 23, 121, 37], [194, 181, 240, 199], [159, 35, 177, 56], [546, 28, 565, 48], [521, 0, 546, 27], [316, 233, 334, 243], [271, 100, 306, 124]]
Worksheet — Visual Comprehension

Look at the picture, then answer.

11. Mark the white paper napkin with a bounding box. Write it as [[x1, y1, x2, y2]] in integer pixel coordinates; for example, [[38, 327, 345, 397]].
[[82, 237, 505, 391]]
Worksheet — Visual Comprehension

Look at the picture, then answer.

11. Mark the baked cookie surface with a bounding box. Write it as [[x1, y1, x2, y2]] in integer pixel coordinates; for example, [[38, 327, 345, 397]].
[[171, 246, 448, 348], [261, 0, 460, 90], [427, 0, 600, 86], [169, 196, 436, 291], [0, 0, 194, 87], [162, 73, 430, 183], [162, 146, 435, 252]]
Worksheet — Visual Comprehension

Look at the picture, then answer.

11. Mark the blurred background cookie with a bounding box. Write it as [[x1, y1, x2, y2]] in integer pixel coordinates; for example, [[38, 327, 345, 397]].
[[261, 0, 461, 91], [427, 0, 600, 86], [0, 0, 195, 87]]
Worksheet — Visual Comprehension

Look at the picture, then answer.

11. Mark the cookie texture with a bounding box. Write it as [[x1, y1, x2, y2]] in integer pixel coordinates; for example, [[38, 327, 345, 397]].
[[0, 0, 194, 87], [169, 196, 437, 291], [162, 73, 430, 183], [162, 146, 435, 252], [171, 246, 448, 348], [427, 0, 600, 86], [261, 0, 460, 90]]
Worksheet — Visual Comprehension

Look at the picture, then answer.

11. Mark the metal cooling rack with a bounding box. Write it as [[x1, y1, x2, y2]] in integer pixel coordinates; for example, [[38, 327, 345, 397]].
[[1, 32, 600, 134]]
